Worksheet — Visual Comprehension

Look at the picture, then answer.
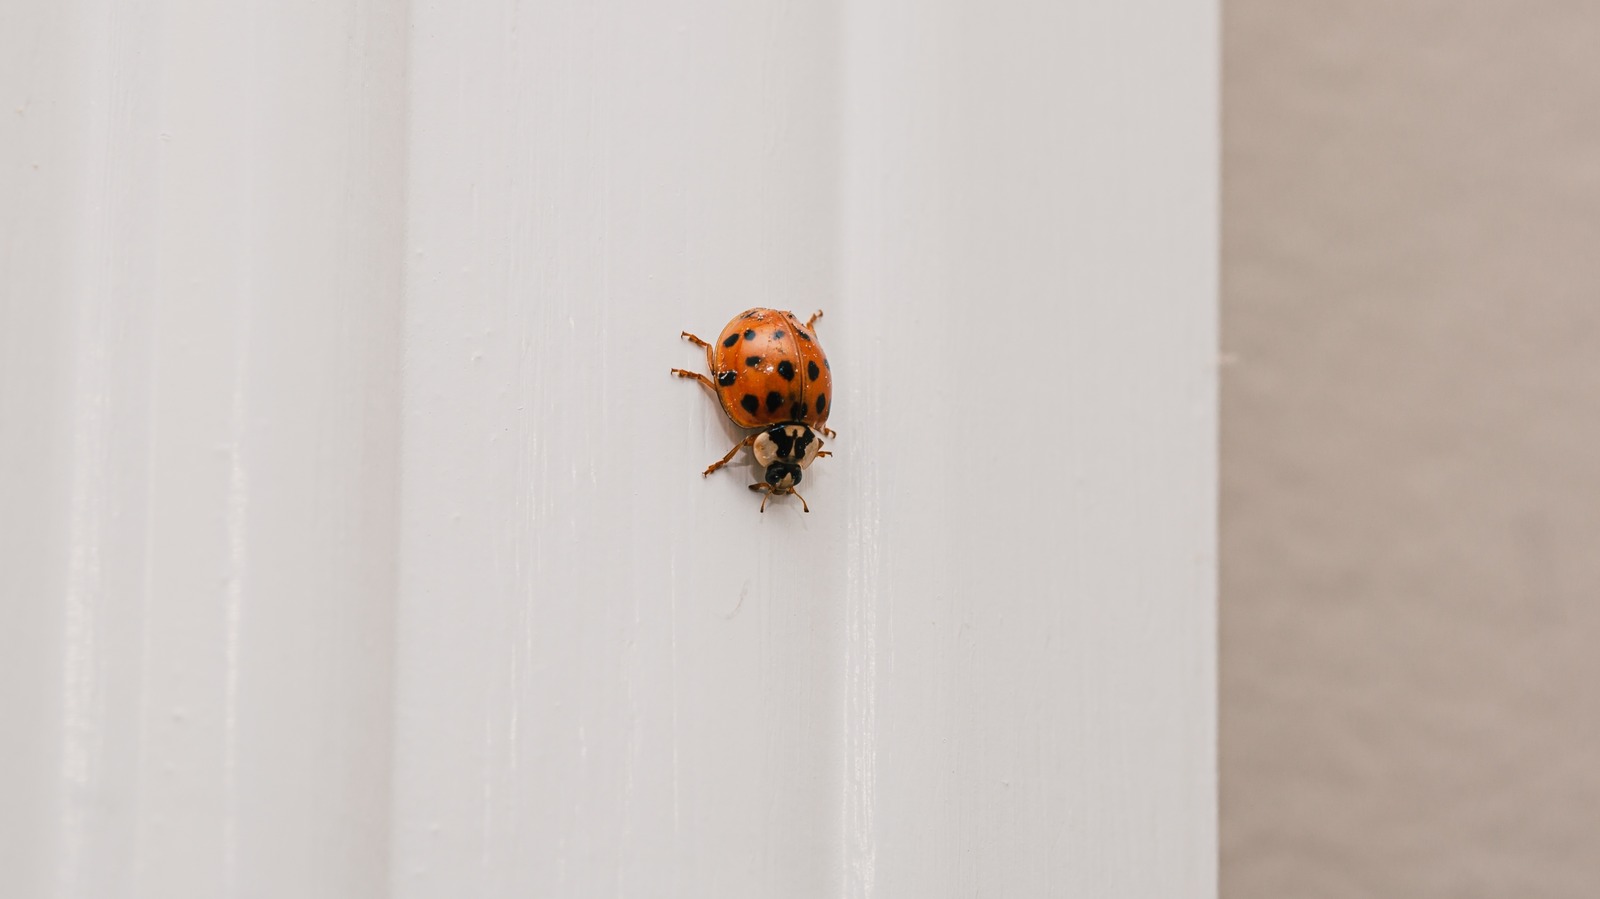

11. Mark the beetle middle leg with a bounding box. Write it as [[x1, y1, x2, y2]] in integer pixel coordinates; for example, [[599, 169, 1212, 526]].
[[679, 330, 724, 383], [671, 368, 719, 397], [673, 331, 721, 395]]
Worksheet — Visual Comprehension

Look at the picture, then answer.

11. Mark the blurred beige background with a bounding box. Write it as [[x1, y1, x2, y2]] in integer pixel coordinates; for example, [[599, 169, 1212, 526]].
[[1223, 2, 1600, 897]]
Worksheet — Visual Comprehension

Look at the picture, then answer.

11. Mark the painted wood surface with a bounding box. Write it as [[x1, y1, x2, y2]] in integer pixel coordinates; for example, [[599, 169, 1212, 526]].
[[2, 1, 406, 896], [3, 0, 1215, 896]]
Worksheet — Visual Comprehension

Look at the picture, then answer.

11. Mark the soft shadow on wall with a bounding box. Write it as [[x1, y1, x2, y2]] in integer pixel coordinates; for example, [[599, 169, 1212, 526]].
[[1224, 2, 1600, 898]]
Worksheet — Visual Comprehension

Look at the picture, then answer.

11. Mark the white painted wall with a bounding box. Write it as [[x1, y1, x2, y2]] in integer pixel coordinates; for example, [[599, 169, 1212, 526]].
[[2, 2, 405, 896], [3, 0, 1215, 896]]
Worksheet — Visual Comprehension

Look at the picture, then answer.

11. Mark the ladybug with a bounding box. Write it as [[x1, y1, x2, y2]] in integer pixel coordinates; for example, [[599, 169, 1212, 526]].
[[672, 308, 836, 512]]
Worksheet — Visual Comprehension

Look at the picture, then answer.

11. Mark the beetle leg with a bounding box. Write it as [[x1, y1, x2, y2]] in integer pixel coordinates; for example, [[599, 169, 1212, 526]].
[[675, 330, 727, 396], [805, 310, 824, 330], [704, 434, 757, 477], [671, 368, 718, 397]]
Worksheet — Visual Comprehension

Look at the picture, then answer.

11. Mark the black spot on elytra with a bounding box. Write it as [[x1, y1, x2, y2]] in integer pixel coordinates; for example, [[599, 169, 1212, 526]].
[[773, 330, 787, 341], [816, 394, 826, 413], [722, 333, 740, 348], [766, 391, 784, 413], [791, 401, 807, 419], [824, 358, 831, 369], [797, 330, 811, 342], [741, 394, 759, 414], [777, 360, 795, 380], [742, 309, 761, 320], [743, 329, 757, 340], [807, 360, 820, 380], [717, 371, 737, 387], [745, 356, 762, 367]]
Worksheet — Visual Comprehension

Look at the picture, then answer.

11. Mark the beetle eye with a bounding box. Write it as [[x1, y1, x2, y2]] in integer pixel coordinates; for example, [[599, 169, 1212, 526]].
[[765, 463, 801, 489]]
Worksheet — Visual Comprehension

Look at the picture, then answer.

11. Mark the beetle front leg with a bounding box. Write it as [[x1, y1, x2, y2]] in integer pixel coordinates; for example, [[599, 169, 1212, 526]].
[[704, 434, 758, 477]]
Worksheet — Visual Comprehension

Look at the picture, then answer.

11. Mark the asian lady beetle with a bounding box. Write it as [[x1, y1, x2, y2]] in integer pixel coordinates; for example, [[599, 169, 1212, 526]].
[[672, 308, 836, 512]]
